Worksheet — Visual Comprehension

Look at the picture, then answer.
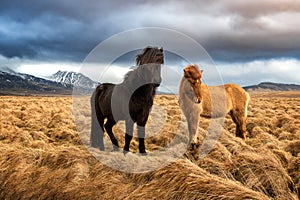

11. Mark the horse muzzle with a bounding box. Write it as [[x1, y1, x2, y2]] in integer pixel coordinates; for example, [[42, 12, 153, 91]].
[[153, 83, 160, 87], [152, 77, 162, 87]]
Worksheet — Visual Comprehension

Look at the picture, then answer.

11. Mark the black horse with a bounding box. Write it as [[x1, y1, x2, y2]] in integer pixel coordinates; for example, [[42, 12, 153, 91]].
[[90, 47, 164, 154]]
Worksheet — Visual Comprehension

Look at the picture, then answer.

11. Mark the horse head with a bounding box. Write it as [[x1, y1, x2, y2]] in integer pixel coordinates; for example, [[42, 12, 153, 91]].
[[184, 64, 203, 104], [134, 47, 163, 87], [136, 46, 164, 66], [138, 63, 162, 87]]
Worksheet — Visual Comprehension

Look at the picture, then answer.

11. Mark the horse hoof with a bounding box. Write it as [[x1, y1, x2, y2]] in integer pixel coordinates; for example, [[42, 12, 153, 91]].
[[140, 152, 147, 156], [91, 144, 105, 151], [113, 146, 120, 151], [139, 149, 147, 156]]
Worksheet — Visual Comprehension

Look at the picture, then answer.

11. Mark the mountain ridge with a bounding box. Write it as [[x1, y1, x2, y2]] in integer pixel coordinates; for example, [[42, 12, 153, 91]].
[[1, 69, 300, 95], [243, 82, 300, 92], [51, 70, 99, 88], [0, 70, 73, 95]]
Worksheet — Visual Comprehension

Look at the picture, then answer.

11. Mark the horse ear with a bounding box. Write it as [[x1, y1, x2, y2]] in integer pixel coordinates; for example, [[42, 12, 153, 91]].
[[160, 47, 163, 52], [201, 69, 203, 73], [145, 47, 151, 52]]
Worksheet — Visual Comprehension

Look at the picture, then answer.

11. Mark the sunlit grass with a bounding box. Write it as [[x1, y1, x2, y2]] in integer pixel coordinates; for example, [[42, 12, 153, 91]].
[[0, 92, 300, 199]]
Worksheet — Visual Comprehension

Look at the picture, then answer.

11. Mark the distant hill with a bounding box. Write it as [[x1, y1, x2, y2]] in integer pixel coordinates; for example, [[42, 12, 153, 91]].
[[243, 82, 300, 92], [1, 68, 299, 95]]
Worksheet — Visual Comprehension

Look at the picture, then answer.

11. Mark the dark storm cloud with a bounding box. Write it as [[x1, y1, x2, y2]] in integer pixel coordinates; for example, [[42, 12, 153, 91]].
[[179, 0, 300, 61], [134, 0, 300, 61], [0, 0, 147, 62], [1, 0, 300, 63]]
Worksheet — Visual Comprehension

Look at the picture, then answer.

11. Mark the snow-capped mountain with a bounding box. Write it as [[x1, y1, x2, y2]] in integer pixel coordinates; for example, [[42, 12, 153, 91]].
[[0, 68, 73, 95], [0, 68, 99, 95], [52, 71, 99, 88]]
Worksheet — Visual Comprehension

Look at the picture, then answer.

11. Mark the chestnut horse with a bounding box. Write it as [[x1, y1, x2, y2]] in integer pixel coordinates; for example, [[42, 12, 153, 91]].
[[179, 64, 250, 143], [90, 47, 164, 154]]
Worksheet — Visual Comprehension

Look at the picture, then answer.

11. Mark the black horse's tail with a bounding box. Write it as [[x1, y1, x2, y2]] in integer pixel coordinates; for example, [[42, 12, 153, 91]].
[[90, 86, 105, 150]]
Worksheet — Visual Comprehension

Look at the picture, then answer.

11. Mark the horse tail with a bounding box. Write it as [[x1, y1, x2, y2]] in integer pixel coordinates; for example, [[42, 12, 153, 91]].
[[90, 85, 105, 150], [244, 91, 250, 118]]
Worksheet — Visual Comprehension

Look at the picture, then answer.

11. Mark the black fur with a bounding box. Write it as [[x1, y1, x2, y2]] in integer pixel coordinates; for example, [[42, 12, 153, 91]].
[[90, 47, 164, 154]]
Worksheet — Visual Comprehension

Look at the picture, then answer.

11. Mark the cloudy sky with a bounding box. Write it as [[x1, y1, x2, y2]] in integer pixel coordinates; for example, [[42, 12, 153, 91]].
[[1, 0, 300, 90]]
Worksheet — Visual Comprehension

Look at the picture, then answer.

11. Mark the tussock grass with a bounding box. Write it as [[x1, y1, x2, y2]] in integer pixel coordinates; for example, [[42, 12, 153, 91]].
[[0, 92, 300, 199]]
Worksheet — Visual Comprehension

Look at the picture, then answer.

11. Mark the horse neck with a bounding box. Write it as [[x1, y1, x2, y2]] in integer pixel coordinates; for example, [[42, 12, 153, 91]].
[[119, 69, 156, 97], [182, 77, 208, 93], [121, 69, 141, 86], [184, 78, 209, 101], [133, 84, 156, 98]]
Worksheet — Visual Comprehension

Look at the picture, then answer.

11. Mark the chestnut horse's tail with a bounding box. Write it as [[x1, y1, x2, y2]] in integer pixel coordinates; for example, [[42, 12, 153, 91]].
[[90, 86, 105, 150], [244, 91, 250, 118]]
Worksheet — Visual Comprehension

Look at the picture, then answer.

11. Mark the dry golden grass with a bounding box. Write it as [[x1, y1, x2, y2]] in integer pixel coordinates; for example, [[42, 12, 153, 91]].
[[0, 92, 300, 199]]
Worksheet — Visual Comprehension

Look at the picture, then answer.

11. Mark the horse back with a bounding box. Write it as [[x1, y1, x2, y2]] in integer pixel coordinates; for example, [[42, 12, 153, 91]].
[[96, 83, 115, 91], [201, 84, 249, 117]]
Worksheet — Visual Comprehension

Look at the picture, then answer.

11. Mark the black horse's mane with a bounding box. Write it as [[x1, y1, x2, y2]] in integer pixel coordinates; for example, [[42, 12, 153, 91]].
[[135, 46, 160, 66], [122, 66, 139, 84], [123, 46, 161, 84]]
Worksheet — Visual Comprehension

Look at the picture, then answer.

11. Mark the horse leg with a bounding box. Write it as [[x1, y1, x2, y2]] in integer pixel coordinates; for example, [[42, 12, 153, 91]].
[[186, 111, 200, 145], [104, 119, 119, 151], [229, 110, 241, 138], [238, 114, 247, 140], [90, 93, 105, 150], [137, 121, 147, 155], [230, 110, 246, 140], [123, 120, 134, 154]]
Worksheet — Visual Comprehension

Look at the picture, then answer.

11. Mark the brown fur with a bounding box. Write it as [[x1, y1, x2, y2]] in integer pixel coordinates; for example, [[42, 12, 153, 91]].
[[179, 64, 250, 143]]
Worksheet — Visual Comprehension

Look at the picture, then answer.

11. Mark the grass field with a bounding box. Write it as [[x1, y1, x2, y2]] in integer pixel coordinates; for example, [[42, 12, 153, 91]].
[[1, 92, 300, 199]]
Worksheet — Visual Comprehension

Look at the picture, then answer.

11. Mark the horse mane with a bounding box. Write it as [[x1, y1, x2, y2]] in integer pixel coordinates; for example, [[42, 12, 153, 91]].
[[136, 46, 160, 66], [123, 66, 138, 83], [121, 46, 163, 87]]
